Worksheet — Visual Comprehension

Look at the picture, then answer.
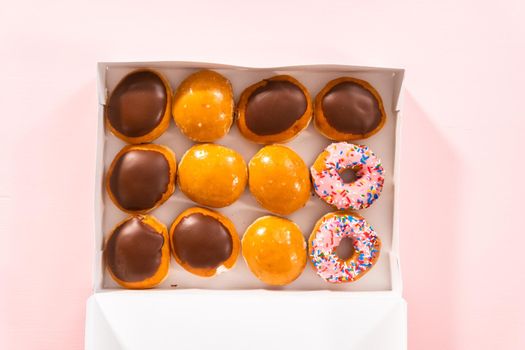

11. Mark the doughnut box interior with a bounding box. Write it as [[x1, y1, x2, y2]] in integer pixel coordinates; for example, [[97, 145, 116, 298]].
[[86, 62, 406, 350]]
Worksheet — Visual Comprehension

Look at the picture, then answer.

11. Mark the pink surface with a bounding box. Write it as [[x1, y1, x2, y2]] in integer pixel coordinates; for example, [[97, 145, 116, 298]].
[[1, 1, 524, 349]]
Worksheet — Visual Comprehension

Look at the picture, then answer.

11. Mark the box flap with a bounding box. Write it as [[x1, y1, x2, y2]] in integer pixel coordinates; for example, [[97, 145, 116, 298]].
[[86, 290, 406, 350], [85, 295, 124, 349]]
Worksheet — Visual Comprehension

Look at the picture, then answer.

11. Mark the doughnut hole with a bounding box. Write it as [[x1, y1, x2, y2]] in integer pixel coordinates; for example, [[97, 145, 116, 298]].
[[338, 165, 362, 184], [335, 236, 356, 261]]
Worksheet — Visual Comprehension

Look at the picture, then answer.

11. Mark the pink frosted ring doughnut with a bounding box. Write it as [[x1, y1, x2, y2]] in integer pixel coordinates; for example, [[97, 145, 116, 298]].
[[309, 212, 381, 283], [311, 142, 384, 210]]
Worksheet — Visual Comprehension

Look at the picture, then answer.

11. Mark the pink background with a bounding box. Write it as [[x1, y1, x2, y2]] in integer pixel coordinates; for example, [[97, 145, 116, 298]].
[[1, 0, 524, 349]]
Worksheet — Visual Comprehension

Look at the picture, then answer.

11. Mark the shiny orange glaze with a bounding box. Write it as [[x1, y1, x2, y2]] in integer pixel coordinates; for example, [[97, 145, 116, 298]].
[[242, 216, 307, 286], [248, 145, 311, 215], [178, 143, 247, 208], [173, 70, 234, 142]]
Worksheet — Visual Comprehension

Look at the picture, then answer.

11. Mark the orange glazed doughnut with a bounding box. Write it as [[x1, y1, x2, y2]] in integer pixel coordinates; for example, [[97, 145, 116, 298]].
[[242, 216, 307, 286], [248, 145, 310, 215], [172, 70, 234, 142], [177, 144, 247, 208]]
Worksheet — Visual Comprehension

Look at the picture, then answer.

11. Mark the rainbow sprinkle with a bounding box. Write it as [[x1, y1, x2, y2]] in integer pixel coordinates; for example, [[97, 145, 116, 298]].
[[310, 213, 381, 283], [311, 142, 384, 210]]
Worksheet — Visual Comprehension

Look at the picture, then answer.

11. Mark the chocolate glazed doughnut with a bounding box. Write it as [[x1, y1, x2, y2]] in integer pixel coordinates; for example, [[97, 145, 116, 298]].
[[236, 75, 312, 144], [314, 77, 386, 141], [106, 144, 177, 214], [104, 215, 170, 289], [170, 207, 240, 277], [245, 80, 306, 135], [105, 69, 173, 144]]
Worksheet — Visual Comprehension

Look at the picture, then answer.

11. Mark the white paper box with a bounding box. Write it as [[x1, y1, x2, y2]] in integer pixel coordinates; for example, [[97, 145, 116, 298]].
[[87, 62, 406, 349]]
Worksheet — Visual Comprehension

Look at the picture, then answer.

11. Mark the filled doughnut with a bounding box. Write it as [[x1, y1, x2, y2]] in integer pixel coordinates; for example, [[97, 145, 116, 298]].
[[314, 77, 386, 141], [248, 145, 310, 215], [106, 144, 176, 213], [170, 207, 240, 277], [242, 216, 306, 286], [177, 143, 247, 208], [105, 69, 172, 144], [236, 75, 312, 144], [308, 211, 381, 283], [104, 215, 170, 289], [311, 142, 384, 210], [172, 70, 234, 142]]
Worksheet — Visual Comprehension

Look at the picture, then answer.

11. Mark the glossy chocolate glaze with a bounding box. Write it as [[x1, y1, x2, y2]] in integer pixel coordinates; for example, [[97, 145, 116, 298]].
[[245, 80, 307, 135], [335, 236, 355, 261], [109, 149, 170, 211], [105, 217, 164, 282], [172, 213, 233, 269], [106, 71, 167, 137], [322, 82, 382, 135]]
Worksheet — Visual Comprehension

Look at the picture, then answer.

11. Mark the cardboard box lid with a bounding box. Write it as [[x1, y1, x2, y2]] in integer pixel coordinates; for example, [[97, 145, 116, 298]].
[[85, 290, 406, 349]]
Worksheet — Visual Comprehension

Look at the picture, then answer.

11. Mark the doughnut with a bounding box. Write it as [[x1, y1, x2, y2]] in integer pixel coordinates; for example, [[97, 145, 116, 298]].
[[172, 70, 234, 142], [106, 144, 177, 214], [311, 142, 384, 210], [177, 143, 247, 208], [170, 207, 240, 277], [105, 69, 172, 144], [237, 75, 312, 144], [242, 216, 306, 286], [308, 211, 381, 283], [104, 215, 170, 289], [314, 77, 386, 141], [248, 145, 311, 215]]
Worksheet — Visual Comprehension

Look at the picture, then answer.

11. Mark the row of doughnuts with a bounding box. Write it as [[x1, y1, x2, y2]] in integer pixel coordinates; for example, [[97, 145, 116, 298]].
[[106, 141, 384, 215], [104, 209, 381, 289], [104, 69, 387, 145]]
